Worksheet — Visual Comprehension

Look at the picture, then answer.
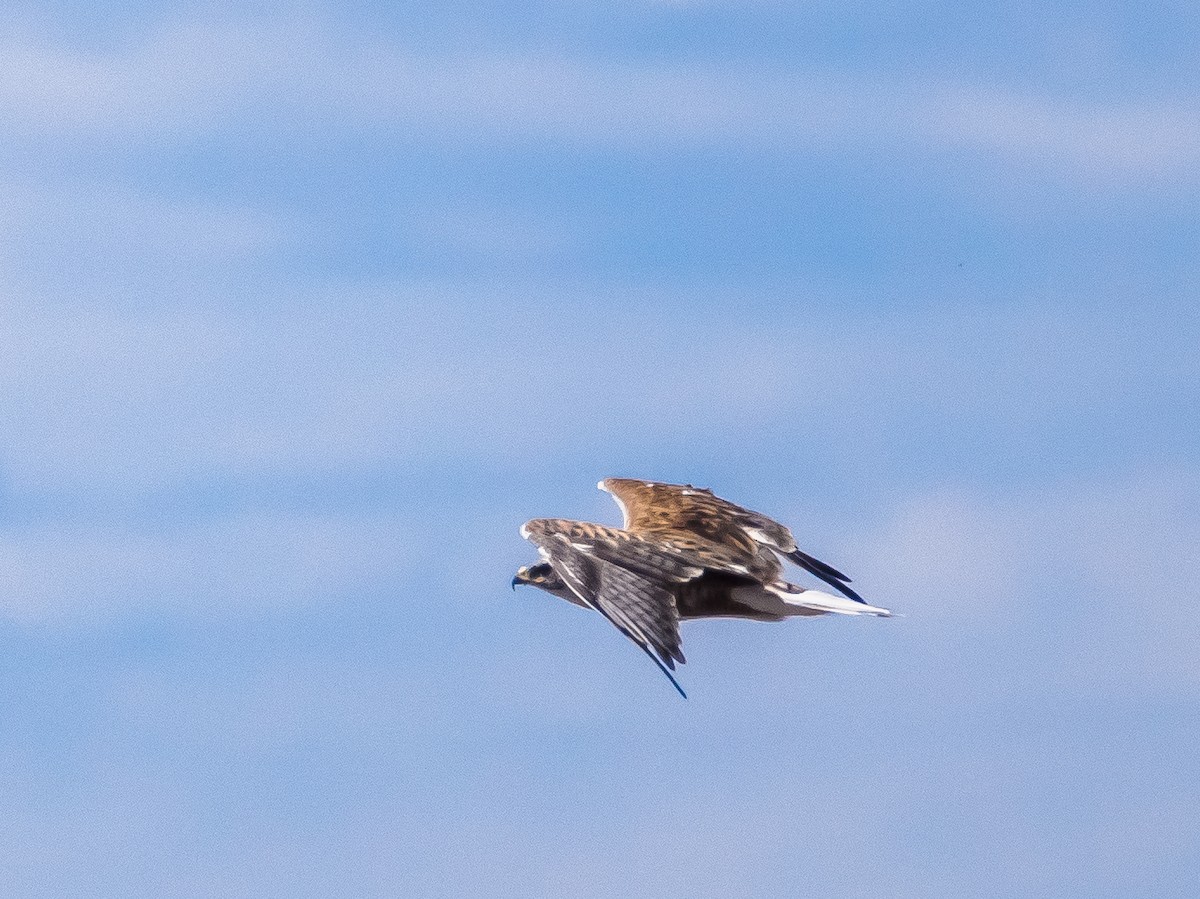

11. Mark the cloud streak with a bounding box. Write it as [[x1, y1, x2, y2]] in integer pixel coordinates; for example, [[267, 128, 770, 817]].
[[3, 291, 1195, 506], [3, 19, 1198, 182], [0, 180, 286, 279], [0, 509, 413, 625], [853, 468, 1200, 693]]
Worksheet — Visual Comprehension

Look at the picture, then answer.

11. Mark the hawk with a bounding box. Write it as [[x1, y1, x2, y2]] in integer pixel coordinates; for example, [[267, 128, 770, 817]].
[[513, 478, 891, 697]]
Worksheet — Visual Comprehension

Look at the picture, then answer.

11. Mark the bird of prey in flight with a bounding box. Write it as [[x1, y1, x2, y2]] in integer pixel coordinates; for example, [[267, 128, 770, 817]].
[[513, 478, 891, 697]]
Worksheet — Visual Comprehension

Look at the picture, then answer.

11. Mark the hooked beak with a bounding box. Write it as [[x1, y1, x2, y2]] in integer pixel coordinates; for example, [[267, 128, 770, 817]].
[[511, 574, 519, 591]]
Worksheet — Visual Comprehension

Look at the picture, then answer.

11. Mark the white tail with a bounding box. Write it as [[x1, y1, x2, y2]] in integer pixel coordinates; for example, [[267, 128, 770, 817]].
[[730, 585, 893, 619], [780, 587, 892, 617]]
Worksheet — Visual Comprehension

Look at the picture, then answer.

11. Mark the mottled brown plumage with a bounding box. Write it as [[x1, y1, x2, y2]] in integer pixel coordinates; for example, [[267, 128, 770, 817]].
[[514, 478, 891, 696], [598, 478, 866, 603]]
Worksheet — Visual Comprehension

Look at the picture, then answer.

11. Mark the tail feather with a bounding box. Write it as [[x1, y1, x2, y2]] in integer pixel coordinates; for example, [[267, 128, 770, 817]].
[[779, 586, 892, 617]]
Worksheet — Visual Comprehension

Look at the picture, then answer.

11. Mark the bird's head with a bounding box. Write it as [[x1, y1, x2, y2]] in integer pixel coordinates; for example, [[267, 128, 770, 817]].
[[511, 561, 561, 591]]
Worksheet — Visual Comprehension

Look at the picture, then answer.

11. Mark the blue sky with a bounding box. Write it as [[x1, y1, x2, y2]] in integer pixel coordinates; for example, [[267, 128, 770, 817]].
[[2, 3, 1198, 896]]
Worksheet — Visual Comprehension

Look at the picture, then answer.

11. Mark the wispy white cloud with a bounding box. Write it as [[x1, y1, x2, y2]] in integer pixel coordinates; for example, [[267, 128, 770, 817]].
[[0, 291, 820, 493], [407, 202, 581, 264], [0, 509, 412, 624], [2, 292, 1194, 496], [0, 180, 286, 274], [2, 18, 1198, 182], [853, 468, 1200, 692], [0, 21, 299, 139], [918, 84, 1200, 179]]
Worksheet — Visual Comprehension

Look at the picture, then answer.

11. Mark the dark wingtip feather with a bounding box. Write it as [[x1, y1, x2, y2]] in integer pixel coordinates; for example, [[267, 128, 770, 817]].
[[786, 549, 868, 604], [637, 643, 688, 699], [787, 548, 852, 583]]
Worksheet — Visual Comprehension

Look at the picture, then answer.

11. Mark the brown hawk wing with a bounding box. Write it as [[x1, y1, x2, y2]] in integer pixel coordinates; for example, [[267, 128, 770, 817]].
[[520, 519, 688, 697], [598, 478, 867, 604]]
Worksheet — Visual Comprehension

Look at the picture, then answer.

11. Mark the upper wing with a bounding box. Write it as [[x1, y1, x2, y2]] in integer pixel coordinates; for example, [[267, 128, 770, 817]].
[[599, 477, 867, 604], [523, 517, 769, 585], [520, 520, 688, 697]]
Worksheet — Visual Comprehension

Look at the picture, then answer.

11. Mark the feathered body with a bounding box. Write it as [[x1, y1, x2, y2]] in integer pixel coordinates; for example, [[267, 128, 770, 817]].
[[513, 478, 891, 696]]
